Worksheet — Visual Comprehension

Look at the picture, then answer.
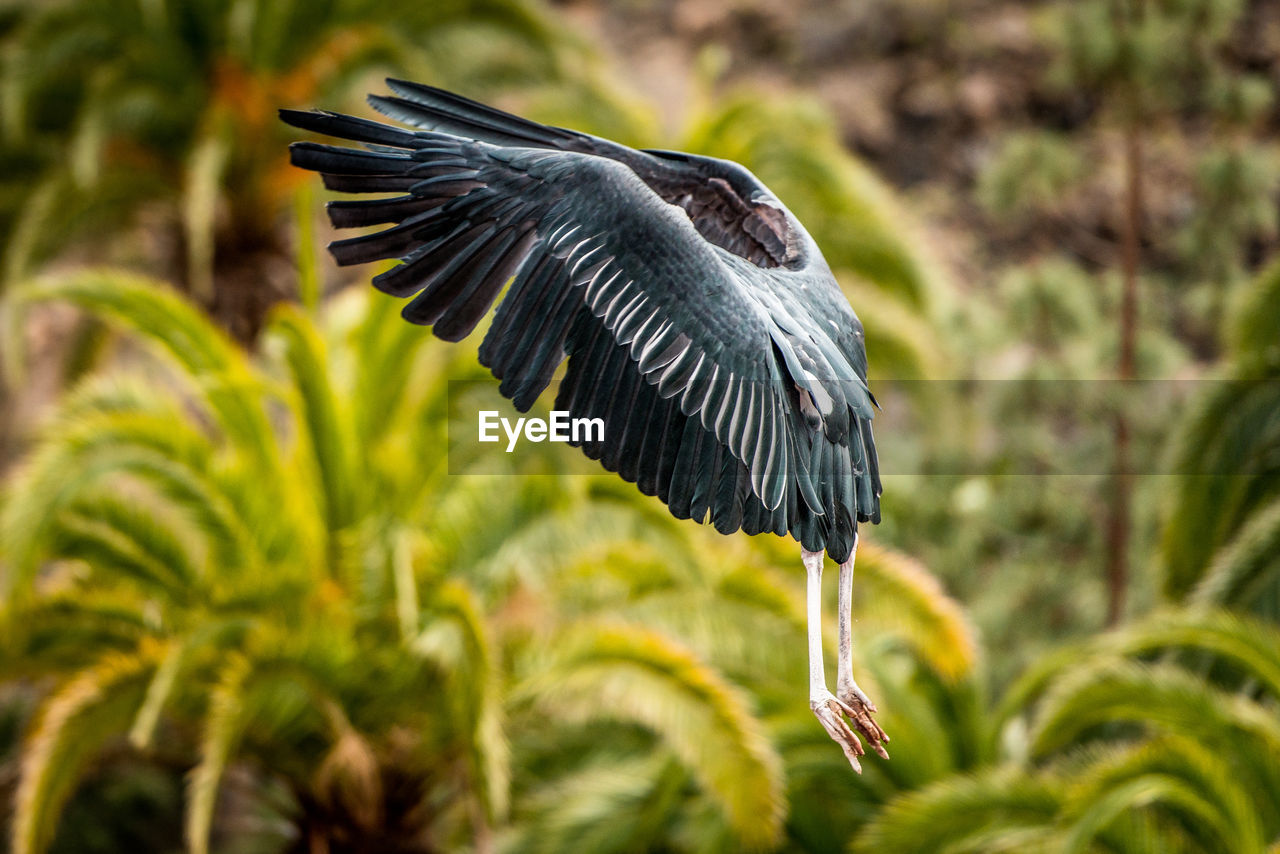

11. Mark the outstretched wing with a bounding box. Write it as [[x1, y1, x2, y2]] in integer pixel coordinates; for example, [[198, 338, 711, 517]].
[[283, 109, 812, 512], [364, 79, 802, 269], [281, 83, 880, 559]]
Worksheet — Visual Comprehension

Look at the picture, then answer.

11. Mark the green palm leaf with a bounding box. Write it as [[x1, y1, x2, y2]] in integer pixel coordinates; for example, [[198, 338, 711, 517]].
[[995, 610, 1280, 738], [1, 407, 252, 598], [12, 648, 158, 854], [507, 755, 688, 854], [851, 767, 1063, 854], [1029, 660, 1280, 763], [1161, 261, 1280, 603], [17, 270, 278, 469], [0, 592, 151, 678], [518, 622, 784, 849], [1229, 258, 1280, 367], [269, 303, 360, 542], [414, 578, 511, 820], [1062, 736, 1266, 854], [1192, 501, 1280, 616], [852, 541, 979, 683], [186, 655, 249, 854], [52, 489, 203, 600]]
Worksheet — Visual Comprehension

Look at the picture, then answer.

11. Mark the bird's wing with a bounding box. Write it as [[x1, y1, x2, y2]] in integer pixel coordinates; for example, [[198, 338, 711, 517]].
[[281, 108, 820, 513], [361, 79, 804, 269], [557, 310, 875, 561]]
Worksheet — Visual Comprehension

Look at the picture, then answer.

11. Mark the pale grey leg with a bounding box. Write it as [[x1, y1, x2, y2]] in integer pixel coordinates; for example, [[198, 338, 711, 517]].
[[834, 535, 889, 758], [805, 548, 881, 773]]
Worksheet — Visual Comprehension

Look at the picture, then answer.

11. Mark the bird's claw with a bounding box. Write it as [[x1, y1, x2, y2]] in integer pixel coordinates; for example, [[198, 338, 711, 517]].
[[812, 689, 889, 772], [836, 685, 890, 760], [812, 695, 865, 773]]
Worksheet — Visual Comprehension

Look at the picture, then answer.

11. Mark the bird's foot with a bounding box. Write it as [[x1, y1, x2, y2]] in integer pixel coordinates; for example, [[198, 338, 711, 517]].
[[812, 686, 890, 772], [811, 689, 888, 773], [836, 681, 890, 760]]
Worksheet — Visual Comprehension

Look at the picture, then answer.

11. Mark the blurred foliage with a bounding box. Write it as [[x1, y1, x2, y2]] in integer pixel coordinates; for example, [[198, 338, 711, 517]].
[[978, 132, 1088, 222], [858, 609, 1280, 853], [4, 272, 1278, 850], [0, 0, 580, 338], [1161, 260, 1280, 618], [992, 0, 1280, 344], [0, 273, 974, 853]]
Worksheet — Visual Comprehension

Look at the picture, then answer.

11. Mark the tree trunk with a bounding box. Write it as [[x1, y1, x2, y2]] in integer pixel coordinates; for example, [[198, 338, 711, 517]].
[[1105, 121, 1142, 626]]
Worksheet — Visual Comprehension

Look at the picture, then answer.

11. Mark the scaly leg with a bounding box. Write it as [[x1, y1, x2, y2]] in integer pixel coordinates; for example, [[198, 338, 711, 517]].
[[835, 535, 889, 758], [805, 548, 871, 773]]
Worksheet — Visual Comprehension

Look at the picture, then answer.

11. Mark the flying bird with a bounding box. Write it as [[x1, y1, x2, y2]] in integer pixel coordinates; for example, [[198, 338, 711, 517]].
[[281, 81, 888, 770]]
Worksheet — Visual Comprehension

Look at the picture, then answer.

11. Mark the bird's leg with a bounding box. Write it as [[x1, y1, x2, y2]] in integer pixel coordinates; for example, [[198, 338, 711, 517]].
[[805, 548, 868, 773], [835, 536, 889, 759]]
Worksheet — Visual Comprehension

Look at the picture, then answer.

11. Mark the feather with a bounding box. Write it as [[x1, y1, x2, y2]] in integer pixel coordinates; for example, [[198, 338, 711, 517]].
[[280, 109, 424, 149], [288, 141, 408, 175], [326, 196, 439, 229]]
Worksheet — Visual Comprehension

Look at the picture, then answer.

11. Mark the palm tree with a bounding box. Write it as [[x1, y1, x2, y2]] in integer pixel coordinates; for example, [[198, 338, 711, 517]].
[[2, 269, 975, 852], [849, 258, 1280, 853], [855, 608, 1280, 853], [501, 528, 982, 853], [0, 272, 770, 851], [0, 0, 576, 339]]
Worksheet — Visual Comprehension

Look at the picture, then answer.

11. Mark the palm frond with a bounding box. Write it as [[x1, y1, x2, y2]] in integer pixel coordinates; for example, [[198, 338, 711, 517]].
[[128, 637, 188, 750], [1, 408, 252, 597], [346, 288, 439, 449], [16, 271, 279, 471], [1161, 261, 1280, 602], [1061, 735, 1266, 854], [995, 610, 1280, 741], [183, 123, 229, 301], [1229, 258, 1280, 366], [1029, 660, 1280, 764], [0, 592, 150, 678], [1109, 609, 1280, 700], [415, 579, 510, 820], [848, 541, 979, 683], [620, 589, 800, 688], [186, 655, 249, 854], [1191, 501, 1280, 615], [507, 754, 687, 854], [12, 649, 157, 854], [52, 489, 203, 601], [269, 304, 359, 540], [851, 767, 1062, 854], [56, 372, 179, 420], [292, 182, 320, 311], [3, 173, 60, 287], [518, 622, 784, 849]]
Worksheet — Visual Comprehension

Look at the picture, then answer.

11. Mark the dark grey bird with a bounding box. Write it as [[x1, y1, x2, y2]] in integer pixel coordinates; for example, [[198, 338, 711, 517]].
[[281, 80, 888, 770]]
